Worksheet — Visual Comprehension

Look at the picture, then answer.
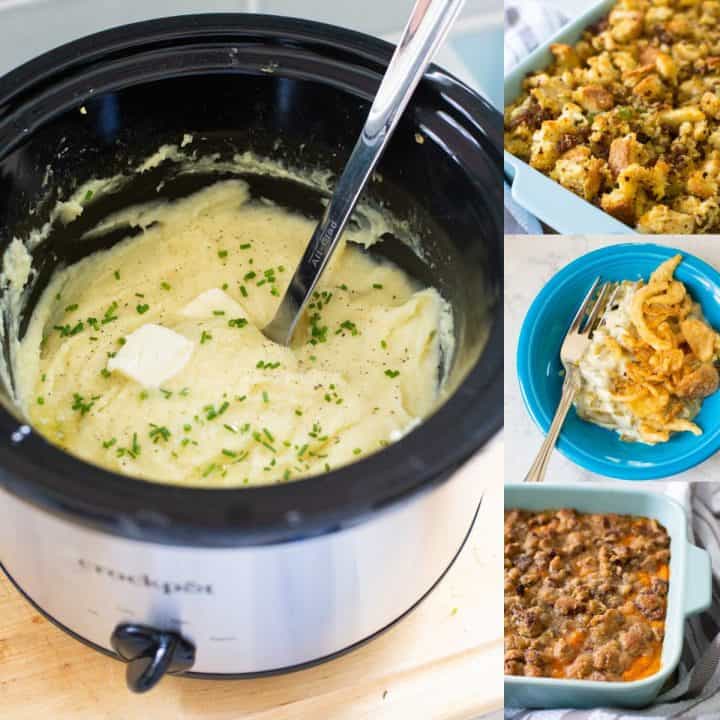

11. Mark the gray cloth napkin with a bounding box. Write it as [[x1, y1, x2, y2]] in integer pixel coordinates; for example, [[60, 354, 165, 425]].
[[504, 0, 567, 235], [505, 483, 720, 718]]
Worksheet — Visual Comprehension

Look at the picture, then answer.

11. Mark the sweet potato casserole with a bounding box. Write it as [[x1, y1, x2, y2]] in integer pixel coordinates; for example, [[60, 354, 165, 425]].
[[574, 254, 720, 443], [504, 0, 720, 233], [505, 508, 670, 682]]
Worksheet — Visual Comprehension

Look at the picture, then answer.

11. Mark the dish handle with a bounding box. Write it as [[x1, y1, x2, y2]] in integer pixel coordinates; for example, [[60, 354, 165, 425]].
[[684, 544, 712, 617]]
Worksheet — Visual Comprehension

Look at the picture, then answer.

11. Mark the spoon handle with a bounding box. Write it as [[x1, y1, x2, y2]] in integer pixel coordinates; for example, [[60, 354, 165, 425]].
[[263, 0, 466, 345]]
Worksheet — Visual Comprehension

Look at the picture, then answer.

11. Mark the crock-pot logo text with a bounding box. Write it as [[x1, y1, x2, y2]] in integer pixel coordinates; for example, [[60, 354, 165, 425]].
[[77, 559, 213, 596]]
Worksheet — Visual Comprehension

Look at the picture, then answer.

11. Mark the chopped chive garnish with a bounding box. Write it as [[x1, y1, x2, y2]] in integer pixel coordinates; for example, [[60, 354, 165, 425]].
[[228, 318, 248, 329], [71, 392, 100, 415], [65, 303, 79, 313], [149, 424, 171, 443], [36, 396, 45, 405], [84, 190, 94, 203], [139, 390, 149, 400], [114, 271, 120, 280], [252, 431, 276, 453], [218, 250, 228, 259], [161, 281, 171, 290], [380, 340, 388, 349], [244, 271, 256, 281], [179, 387, 190, 396], [372, 283, 383, 289], [136, 303, 150, 314], [239, 285, 248, 298], [204, 401, 229, 420], [202, 463, 217, 478], [54, 321, 84, 337], [222, 283, 229, 290], [353, 448, 362, 455], [223, 423, 237, 433], [295, 409, 303, 416], [212, 310, 225, 316], [200, 330, 212, 344], [256, 360, 280, 370], [308, 313, 328, 345], [102, 301, 119, 324], [336, 320, 359, 336], [262, 390, 269, 404], [385, 369, 400, 378], [263, 427, 275, 442], [160, 388, 173, 399], [222, 449, 237, 458], [100, 368, 111, 378], [102, 437, 117, 449], [183, 424, 192, 432], [87, 317, 99, 330], [239, 243, 252, 249]]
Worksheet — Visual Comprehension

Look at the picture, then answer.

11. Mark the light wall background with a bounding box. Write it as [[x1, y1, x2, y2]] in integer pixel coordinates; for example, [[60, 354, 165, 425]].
[[545, 0, 597, 17], [0, 0, 503, 106]]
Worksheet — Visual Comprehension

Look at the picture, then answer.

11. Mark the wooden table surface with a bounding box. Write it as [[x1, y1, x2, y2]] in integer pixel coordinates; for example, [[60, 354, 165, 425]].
[[0, 444, 502, 720]]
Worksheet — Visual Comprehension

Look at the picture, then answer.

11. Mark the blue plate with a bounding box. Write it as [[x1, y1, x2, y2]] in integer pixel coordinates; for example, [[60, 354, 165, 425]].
[[517, 244, 720, 480]]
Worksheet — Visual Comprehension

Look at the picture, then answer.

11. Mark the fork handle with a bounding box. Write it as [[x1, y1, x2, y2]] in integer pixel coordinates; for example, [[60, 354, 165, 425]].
[[524, 370, 578, 483]]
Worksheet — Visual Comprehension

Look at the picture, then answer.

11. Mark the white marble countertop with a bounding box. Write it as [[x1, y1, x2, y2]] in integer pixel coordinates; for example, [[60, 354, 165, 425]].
[[505, 235, 720, 485]]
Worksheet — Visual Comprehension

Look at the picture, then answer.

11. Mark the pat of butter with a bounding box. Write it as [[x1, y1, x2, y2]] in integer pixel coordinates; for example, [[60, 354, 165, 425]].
[[107, 323, 193, 387], [180, 288, 245, 318]]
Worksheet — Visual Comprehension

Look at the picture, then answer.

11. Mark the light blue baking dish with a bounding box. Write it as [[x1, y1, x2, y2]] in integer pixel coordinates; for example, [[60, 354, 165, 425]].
[[505, 483, 711, 709], [504, 0, 636, 234]]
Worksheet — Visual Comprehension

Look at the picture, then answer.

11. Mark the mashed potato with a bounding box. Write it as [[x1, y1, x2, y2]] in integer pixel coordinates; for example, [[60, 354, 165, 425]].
[[14, 180, 452, 486]]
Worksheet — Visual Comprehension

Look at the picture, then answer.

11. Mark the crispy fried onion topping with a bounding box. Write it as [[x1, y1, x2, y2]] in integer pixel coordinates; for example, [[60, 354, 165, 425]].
[[608, 254, 720, 443]]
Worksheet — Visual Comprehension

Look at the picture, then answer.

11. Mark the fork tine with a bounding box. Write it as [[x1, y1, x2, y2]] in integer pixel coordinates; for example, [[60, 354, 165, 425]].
[[605, 283, 621, 314], [568, 277, 602, 334], [583, 281, 614, 336]]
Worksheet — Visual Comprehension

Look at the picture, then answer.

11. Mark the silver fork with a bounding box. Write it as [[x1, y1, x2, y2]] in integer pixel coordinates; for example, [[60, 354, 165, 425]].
[[524, 278, 615, 483]]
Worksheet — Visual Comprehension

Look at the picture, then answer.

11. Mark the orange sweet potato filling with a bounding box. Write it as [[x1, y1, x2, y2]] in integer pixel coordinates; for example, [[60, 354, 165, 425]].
[[505, 509, 670, 683]]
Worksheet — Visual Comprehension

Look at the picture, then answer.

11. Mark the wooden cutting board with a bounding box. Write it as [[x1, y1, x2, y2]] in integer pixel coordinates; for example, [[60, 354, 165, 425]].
[[0, 442, 502, 720]]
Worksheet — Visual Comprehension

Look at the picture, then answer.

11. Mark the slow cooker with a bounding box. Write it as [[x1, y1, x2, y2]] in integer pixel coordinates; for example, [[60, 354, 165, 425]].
[[0, 14, 503, 692]]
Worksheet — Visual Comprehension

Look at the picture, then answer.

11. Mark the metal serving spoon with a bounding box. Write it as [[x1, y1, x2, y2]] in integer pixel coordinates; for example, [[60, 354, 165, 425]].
[[263, 0, 466, 346]]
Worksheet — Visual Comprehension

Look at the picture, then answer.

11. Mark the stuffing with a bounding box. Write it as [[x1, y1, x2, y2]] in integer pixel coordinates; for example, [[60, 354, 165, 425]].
[[504, 0, 720, 232], [550, 146, 607, 200]]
